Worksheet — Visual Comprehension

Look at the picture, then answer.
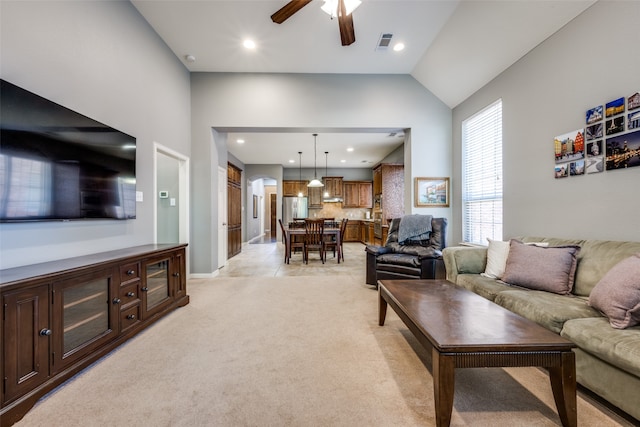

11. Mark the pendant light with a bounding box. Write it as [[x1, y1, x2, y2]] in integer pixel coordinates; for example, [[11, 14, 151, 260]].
[[297, 151, 304, 197], [307, 134, 324, 187], [324, 151, 330, 198]]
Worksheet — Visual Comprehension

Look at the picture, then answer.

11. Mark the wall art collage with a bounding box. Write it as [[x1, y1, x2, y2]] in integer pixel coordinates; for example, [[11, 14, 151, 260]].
[[554, 91, 640, 178]]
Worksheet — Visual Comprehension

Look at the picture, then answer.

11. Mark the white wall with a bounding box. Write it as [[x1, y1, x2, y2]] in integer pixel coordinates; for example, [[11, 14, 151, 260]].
[[0, 1, 191, 269], [452, 0, 640, 244], [190, 73, 452, 274]]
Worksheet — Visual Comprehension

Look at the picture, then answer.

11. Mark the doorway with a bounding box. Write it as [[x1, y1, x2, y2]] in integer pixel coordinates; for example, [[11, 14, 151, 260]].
[[154, 143, 189, 246], [270, 193, 277, 239]]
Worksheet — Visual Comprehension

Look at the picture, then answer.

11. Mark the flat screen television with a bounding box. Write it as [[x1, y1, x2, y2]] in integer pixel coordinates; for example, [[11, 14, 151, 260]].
[[0, 79, 136, 222]]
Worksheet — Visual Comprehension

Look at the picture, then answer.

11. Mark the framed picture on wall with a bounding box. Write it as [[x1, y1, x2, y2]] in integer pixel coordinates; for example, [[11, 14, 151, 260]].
[[414, 177, 449, 207]]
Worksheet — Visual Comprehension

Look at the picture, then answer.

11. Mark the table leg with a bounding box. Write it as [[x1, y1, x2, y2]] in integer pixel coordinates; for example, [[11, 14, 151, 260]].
[[433, 348, 455, 427], [548, 352, 577, 427], [378, 287, 388, 326], [286, 232, 292, 264]]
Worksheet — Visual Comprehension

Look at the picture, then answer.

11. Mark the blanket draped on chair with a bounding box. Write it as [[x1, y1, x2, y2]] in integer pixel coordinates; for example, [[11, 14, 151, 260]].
[[398, 214, 433, 244]]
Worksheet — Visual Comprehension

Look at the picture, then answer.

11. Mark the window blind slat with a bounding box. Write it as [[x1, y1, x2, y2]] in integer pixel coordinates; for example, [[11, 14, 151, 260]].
[[462, 99, 503, 245]]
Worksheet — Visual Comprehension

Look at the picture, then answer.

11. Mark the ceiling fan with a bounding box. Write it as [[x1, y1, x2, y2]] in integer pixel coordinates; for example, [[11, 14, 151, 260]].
[[271, 0, 360, 46]]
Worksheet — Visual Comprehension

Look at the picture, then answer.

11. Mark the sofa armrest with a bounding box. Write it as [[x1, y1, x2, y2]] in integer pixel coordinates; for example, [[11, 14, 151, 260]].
[[365, 245, 391, 256], [442, 246, 487, 284]]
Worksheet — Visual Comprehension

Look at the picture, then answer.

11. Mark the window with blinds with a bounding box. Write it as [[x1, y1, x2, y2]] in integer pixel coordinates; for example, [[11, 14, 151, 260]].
[[462, 99, 503, 245]]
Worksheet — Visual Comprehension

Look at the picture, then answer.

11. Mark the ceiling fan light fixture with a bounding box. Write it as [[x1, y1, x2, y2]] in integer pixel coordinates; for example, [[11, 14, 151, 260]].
[[321, 0, 361, 18]]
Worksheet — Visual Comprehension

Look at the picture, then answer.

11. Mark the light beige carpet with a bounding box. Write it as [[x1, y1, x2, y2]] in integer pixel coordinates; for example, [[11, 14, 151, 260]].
[[14, 247, 632, 426]]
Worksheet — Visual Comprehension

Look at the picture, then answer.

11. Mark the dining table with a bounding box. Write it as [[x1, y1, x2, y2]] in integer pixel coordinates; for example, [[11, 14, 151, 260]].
[[284, 224, 342, 263]]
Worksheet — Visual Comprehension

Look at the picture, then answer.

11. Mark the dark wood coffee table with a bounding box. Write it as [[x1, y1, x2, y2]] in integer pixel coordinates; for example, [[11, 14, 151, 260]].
[[378, 279, 577, 427]]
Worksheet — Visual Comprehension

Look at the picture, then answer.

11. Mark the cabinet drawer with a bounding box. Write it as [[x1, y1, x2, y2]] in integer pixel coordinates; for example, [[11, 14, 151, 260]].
[[119, 282, 140, 305], [120, 304, 141, 333], [120, 262, 140, 283]]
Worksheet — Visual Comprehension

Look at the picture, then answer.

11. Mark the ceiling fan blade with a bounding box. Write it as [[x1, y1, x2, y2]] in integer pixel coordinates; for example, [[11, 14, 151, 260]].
[[271, 0, 313, 24], [337, 0, 356, 46]]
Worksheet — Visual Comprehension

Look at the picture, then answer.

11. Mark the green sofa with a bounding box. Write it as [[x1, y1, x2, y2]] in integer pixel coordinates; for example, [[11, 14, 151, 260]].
[[443, 237, 640, 421]]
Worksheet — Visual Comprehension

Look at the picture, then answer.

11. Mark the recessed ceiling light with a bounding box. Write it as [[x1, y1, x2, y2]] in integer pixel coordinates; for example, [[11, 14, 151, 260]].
[[243, 39, 256, 49], [237, 139, 245, 144], [185, 54, 196, 62], [393, 43, 405, 52], [289, 159, 295, 163], [347, 147, 354, 152], [340, 159, 346, 163]]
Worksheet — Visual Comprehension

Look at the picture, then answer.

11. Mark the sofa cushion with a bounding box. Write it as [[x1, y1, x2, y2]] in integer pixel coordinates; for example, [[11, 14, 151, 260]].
[[494, 289, 601, 333], [482, 239, 549, 280], [502, 240, 580, 295], [589, 253, 640, 329], [561, 317, 640, 378], [456, 274, 513, 301], [481, 238, 510, 279], [518, 237, 640, 297]]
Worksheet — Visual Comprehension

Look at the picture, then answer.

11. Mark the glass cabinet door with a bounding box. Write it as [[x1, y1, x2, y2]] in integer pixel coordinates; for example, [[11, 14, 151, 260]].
[[52, 269, 117, 371], [142, 256, 172, 318], [63, 278, 109, 353]]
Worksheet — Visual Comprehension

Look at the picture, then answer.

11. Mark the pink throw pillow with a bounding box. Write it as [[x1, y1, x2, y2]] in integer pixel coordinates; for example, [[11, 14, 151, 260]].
[[589, 253, 640, 329]]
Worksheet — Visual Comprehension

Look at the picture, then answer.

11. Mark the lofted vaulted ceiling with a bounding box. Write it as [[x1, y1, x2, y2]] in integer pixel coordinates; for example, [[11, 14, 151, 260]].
[[132, 0, 595, 168]]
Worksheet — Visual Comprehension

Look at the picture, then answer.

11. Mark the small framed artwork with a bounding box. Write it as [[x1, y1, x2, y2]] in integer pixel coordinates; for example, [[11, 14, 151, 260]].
[[586, 123, 603, 141], [414, 177, 449, 207], [605, 97, 625, 117], [252, 195, 258, 218], [586, 156, 604, 174], [605, 116, 625, 135], [586, 140, 602, 156], [569, 160, 585, 176], [555, 163, 569, 178], [606, 129, 640, 170], [627, 92, 640, 111], [586, 105, 603, 124], [554, 129, 584, 164], [629, 111, 640, 130]]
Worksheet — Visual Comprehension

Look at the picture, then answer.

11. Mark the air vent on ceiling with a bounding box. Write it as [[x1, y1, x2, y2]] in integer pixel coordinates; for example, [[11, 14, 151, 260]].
[[376, 33, 393, 51]]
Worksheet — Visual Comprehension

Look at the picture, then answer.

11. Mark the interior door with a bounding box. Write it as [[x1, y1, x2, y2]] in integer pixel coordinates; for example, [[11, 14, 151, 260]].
[[218, 166, 227, 269], [270, 193, 277, 239]]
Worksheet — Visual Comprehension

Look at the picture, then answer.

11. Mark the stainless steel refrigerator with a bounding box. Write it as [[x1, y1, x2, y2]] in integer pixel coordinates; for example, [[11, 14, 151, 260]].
[[282, 196, 308, 224]]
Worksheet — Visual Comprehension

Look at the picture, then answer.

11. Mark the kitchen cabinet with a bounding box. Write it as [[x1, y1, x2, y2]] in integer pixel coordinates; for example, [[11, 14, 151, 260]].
[[343, 220, 360, 242], [322, 177, 343, 198], [360, 221, 369, 244], [343, 181, 372, 208], [283, 180, 307, 197], [1, 244, 188, 426], [308, 186, 323, 208]]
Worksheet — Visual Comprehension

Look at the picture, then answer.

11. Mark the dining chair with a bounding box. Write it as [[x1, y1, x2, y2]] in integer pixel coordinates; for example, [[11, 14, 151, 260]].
[[304, 219, 325, 264], [279, 219, 304, 264], [326, 218, 348, 261], [278, 219, 290, 264], [338, 218, 348, 261]]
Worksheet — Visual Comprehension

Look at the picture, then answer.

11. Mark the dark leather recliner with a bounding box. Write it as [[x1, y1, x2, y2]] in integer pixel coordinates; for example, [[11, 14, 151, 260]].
[[365, 216, 447, 287]]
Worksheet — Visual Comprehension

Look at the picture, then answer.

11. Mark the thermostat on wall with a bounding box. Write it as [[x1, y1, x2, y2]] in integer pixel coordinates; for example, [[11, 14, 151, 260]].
[[159, 191, 169, 199]]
